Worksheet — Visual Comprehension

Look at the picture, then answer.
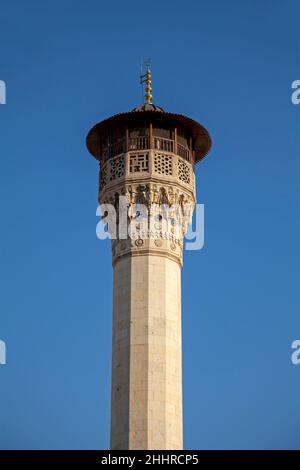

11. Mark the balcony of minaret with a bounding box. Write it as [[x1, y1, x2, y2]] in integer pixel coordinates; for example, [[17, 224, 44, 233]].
[[98, 123, 196, 203]]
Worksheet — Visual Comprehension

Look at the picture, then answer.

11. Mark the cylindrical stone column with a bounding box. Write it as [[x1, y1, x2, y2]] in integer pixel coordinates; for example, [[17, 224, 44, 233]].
[[110, 253, 182, 450]]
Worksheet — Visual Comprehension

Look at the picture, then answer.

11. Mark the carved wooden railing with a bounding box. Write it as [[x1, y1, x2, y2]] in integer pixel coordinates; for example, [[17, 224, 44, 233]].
[[101, 136, 191, 162]]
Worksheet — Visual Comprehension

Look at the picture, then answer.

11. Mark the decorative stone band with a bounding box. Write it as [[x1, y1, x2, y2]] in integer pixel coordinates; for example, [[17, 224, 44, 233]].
[[111, 237, 184, 268], [100, 181, 196, 267], [100, 181, 195, 207]]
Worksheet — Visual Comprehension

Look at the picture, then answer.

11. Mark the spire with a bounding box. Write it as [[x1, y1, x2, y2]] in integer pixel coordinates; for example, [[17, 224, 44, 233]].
[[140, 60, 153, 104]]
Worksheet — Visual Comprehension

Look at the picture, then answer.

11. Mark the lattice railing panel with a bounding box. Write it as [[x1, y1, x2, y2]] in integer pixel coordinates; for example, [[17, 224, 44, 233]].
[[109, 155, 125, 181], [153, 153, 173, 176], [178, 159, 191, 184], [129, 153, 149, 173]]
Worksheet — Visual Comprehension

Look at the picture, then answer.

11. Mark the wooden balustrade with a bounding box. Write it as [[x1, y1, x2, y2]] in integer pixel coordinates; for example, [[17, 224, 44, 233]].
[[101, 136, 191, 162]]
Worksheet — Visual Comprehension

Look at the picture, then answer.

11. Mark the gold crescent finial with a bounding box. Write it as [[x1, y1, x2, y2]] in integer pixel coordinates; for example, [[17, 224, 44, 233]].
[[140, 60, 153, 104]]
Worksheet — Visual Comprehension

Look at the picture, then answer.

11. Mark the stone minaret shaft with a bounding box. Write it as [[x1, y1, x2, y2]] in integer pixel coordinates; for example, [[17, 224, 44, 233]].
[[108, 153, 194, 450], [86, 83, 211, 449], [112, 249, 182, 449]]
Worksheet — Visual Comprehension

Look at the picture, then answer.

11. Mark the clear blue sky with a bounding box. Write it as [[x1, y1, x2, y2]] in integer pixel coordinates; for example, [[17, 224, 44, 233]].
[[0, 0, 299, 450]]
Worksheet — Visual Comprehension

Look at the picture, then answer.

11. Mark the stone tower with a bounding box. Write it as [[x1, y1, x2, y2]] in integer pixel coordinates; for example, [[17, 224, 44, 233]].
[[86, 67, 211, 450]]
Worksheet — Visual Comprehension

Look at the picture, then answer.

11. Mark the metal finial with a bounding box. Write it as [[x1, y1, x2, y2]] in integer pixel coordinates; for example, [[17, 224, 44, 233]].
[[140, 60, 153, 104]]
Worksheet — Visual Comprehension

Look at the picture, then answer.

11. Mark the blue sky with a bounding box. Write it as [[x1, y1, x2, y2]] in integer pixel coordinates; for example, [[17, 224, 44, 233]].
[[0, 0, 299, 449]]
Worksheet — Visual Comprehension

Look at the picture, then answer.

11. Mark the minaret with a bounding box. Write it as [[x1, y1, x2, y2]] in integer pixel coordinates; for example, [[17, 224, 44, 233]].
[[86, 67, 211, 450]]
